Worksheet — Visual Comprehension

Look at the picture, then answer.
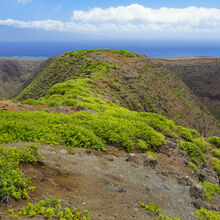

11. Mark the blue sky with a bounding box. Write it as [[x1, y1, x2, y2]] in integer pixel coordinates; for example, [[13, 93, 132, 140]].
[[0, 0, 220, 41]]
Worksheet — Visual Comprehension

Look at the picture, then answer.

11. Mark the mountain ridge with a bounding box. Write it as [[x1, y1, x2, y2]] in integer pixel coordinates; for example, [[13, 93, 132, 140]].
[[16, 49, 220, 137]]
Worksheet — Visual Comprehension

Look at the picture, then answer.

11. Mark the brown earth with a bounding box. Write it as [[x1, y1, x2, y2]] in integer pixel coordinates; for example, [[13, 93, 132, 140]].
[[154, 57, 220, 121], [0, 100, 77, 114], [1, 140, 219, 220]]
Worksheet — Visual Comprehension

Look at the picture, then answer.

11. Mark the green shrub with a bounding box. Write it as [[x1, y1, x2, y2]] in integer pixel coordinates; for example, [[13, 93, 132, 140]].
[[193, 207, 220, 219], [213, 149, 220, 159], [0, 109, 167, 152], [68, 149, 76, 155], [177, 126, 200, 139], [8, 198, 90, 219], [193, 138, 210, 153], [180, 141, 205, 164], [188, 162, 200, 174], [23, 99, 45, 105], [0, 145, 40, 202], [0, 97, 5, 101], [136, 139, 149, 152], [199, 181, 220, 201], [140, 203, 180, 220], [212, 157, 220, 176], [0, 111, 104, 151], [166, 132, 179, 140], [208, 136, 220, 148], [180, 131, 193, 142]]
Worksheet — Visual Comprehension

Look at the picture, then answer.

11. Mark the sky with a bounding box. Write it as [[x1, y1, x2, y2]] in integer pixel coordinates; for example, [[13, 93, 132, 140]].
[[0, 0, 220, 41]]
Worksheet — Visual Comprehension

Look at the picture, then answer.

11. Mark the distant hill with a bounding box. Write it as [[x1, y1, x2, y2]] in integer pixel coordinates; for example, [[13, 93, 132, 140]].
[[0, 57, 46, 98], [155, 57, 220, 121]]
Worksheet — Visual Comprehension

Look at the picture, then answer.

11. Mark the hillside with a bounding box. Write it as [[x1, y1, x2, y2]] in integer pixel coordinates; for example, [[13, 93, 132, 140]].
[[16, 49, 219, 137], [0, 57, 46, 98], [0, 50, 220, 219], [155, 57, 220, 121]]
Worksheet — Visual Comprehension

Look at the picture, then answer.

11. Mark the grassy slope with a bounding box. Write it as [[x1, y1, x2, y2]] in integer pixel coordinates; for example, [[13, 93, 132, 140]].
[[16, 49, 220, 136]]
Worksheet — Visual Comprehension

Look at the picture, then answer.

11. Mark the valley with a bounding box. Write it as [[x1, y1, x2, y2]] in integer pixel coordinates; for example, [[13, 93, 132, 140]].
[[0, 57, 46, 98], [155, 57, 220, 121]]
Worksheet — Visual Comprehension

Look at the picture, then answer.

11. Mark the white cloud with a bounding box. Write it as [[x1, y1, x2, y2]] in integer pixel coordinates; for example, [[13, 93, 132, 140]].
[[17, 0, 32, 4], [72, 4, 220, 28], [1, 4, 220, 35]]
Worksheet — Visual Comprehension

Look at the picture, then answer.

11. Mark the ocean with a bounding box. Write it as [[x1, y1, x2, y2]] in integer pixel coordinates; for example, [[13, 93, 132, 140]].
[[0, 40, 220, 58]]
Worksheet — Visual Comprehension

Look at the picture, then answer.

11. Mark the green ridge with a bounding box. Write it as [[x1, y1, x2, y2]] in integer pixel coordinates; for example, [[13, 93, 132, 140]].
[[16, 49, 220, 137]]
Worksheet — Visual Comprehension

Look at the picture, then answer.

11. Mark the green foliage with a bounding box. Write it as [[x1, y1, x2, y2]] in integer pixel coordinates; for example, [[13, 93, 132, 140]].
[[23, 99, 46, 105], [208, 136, 220, 148], [72, 109, 167, 152], [68, 149, 76, 155], [192, 138, 210, 153], [107, 49, 136, 57], [193, 208, 220, 219], [139, 203, 180, 220], [212, 157, 220, 176], [180, 141, 205, 164], [8, 198, 91, 219], [180, 131, 193, 142], [145, 151, 158, 160], [0, 108, 168, 152], [0, 111, 104, 151], [213, 149, 220, 159], [166, 132, 179, 140], [38, 79, 115, 111], [199, 181, 220, 201], [0, 145, 40, 202], [177, 126, 200, 140], [0, 97, 5, 101], [188, 162, 200, 174]]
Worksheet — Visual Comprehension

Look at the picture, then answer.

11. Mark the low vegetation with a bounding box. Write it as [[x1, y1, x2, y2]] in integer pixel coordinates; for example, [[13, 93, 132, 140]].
[[212, 157, 220, 176], [139, 202, 180, 220], [193, 208, 220, 219], [0, 109, 168, 152], [8, 198, 90, 219], [180, 142, 206, 164], [188, 162, 200, 174], [199, 181, 220, 201], [213, 149, 220, 158], [208, 136, 220, 148], [140, 202, 220, 220], [0, 145, 40, 203]]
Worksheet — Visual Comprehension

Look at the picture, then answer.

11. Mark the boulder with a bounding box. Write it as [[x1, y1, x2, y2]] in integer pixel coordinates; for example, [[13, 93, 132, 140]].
[[143, 155, 158, 169], [178, 176, 194, 186], [190, 184, 205, 199], [125, 154, 157, 169]]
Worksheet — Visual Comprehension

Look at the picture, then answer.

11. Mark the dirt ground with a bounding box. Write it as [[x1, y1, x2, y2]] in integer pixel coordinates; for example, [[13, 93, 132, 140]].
[[1, 140, 218, 220]]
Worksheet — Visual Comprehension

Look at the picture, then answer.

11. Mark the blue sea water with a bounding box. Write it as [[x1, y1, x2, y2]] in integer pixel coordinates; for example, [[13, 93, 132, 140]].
[[0, 40, 220, 58]]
